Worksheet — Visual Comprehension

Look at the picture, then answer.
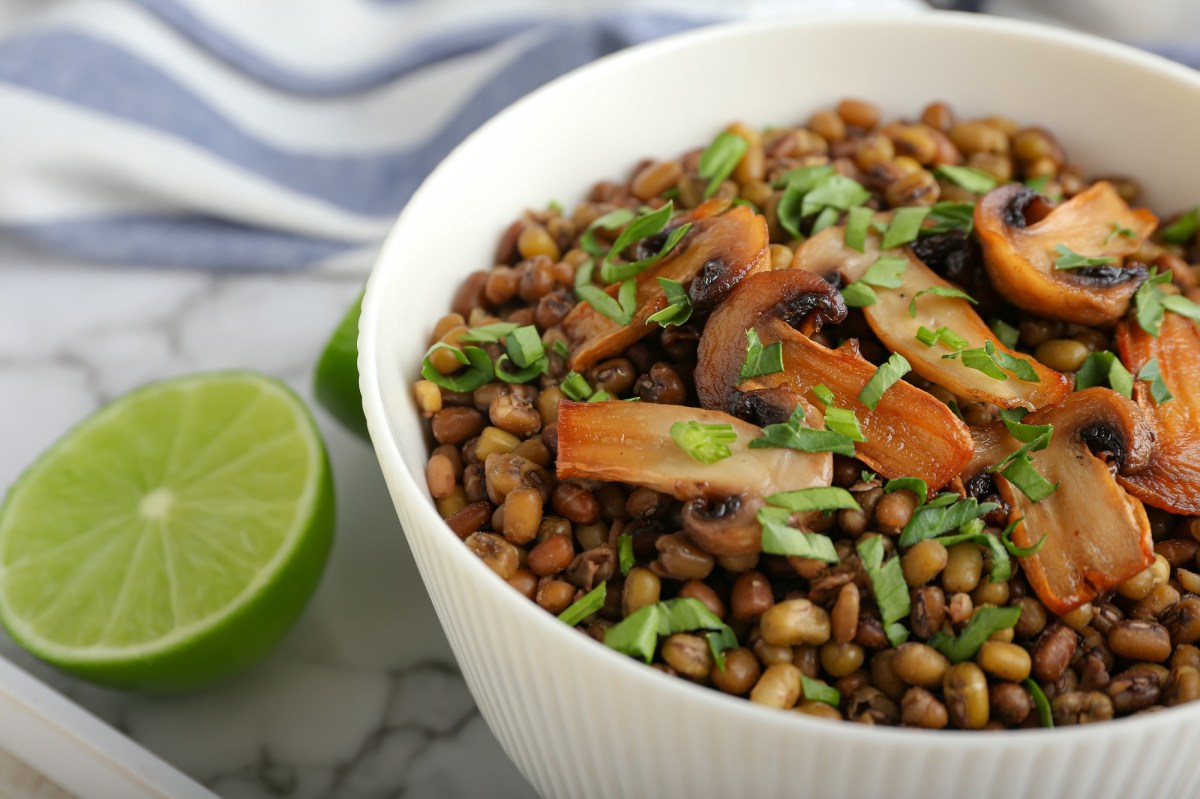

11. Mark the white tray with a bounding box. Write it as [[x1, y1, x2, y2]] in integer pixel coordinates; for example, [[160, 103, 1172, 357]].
[[0, 657, 216, 799]]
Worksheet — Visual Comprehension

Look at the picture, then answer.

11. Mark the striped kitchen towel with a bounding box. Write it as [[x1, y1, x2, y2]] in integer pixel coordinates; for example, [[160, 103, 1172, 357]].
[[0, 0, 922, 272]]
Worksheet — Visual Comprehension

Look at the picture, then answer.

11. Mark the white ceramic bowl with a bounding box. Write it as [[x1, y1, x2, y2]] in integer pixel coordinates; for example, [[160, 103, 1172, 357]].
[[361, 13, 1200, 798]]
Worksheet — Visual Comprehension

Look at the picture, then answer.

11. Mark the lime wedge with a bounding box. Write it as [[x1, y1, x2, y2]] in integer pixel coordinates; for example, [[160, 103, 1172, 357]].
[[0, 372, 334, 691], [314, 290, 369, 440]]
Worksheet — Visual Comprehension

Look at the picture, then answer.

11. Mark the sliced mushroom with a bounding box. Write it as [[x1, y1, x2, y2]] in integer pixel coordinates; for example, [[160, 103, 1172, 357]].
[[790, 226, 1069, 410], [975, 181, 1157, 325], [563, 203, 769, 371], [555, 400, 831, 555], [968, 388, 1154, 615], [1115, 312, 1200, 514], [696, 269, 973, 489]]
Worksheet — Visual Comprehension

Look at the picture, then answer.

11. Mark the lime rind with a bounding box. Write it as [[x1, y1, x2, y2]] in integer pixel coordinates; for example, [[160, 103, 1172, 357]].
[[0, 372, 334, 691]]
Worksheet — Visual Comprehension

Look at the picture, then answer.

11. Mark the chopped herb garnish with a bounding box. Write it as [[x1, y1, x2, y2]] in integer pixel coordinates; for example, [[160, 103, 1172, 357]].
[[494, 354, 548, 384], [617, 533, 635, 576], [935, 164, 998, 194], [739, 329, 785, 381], [1000, 453, 1059, 502], [698, 131, 750, 198], [460, 321, 519, 343], [504, 325, 544, 369], [588, 389, 613, 402], [552, 339, 570, 359], [777, 168, 869, 239], [600, 202, 690, 283], [1024, 175, 1050, 193], [757, 506, 840, 563], [1001, 518, 1046, 557], [899, 497, 1001, 547], [844, 206, 874, 253], [922, 201, 976, 237], [580, 209, 635, 258], [915, 325, 970, 351], [1161, 208, 1199, 244], [765, 486, 859, 514], [881, 207, 931, 249], [800, 674, 841, 707], [861, 469, 879, 484], [908, 285, 977, 318], [559, 582, 607, 627], [823, 406, 867, 443], [646, 277, 693, 327], [857, 536, 910, 647], [1025, 678, 1054, 728], [1105, 223, 1137, 246], [802, 174, 872, 217], [604, 598, 733, 665], [577, 276, 638, 327], [811, 206, 840, 235], [945, 341, 1038, 383], [1053, 244, 1117, 271], [1134, 266, 1200, 337], [750, 404, 856, 456], [1075, 351, 1133, 397], [420, 343, 494, 392], [773, 163, 836, 191], [989, 318, 1020, 350], [670, 421, 737, 464], [861, 256, 909, 287], [928, 606, 1022, 662], [560, 371, 592, 401], [841, 282, 879, 308], [858, 353, 911, 410], [932, 519, 1011, 582], [811, 384, 835, 406], [547, 199, 564, 214], [706, 627, 739, 670], [1137, 358, 1174, 404], [884, 476, 929, 501], [731, 197, 761, 213]]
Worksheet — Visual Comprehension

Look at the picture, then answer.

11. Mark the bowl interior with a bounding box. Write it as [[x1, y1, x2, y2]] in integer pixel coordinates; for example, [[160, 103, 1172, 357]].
[[361, 10, 1200, 742]]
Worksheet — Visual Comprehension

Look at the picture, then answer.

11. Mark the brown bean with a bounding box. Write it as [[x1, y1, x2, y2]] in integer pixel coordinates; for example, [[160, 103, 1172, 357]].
[[536, 579, 576, 614], [1165, 665, 1200, 706], [971, 579, 1009, 608], [502, 487, 543, 545], [894, 643, 950, 687], [661, 633, 713, 679], [990, 682, 1032, 725], [552, 482, 600, 525], [943, 542, 983, 593], [1106, 667, 1162, 714], [869, 649, 907, 701], [731, 570, 774, 620], [1014, 596, 1048, 638], [750, 663, 802, 709], [445, 500, 491, 538], [636, 362, 687, 404], [528, 534, 574, 577], [1051, 691, 1114, 725], [1109, 620, 1172, 661], [944, 662, 989, 730], [631, 160, 683, 201], [977, 642, 1032, 682], [465, 532, 519, 579], [1156, 537, 1199, 567], [654, 533, 714, 581], [793, 644, 820, 679], [1033, 625, 1078, 682], [820, 642, 865, 678], [760, 599, 831, 647], [901, 687, 948, 729], [947, 592, 974, 625], [875, 490, 918, 533], [431, 406, 485, 445], [1130, 582, 1179, 621], [809, 109, 846, 143], [507, 566, 537, 600], [920, 101, 954, 133], [622, 567, 660, 616], [712, 648, 760, 695], [489, 391, 542, 437], [1034, 339, 1090, 373], [911, 586, 946, 639], [847, 686, 899, 725], [832, 583, 860, 643], [678, 581, 726, 619], [426, 454, 457, 499], [587, 358, 637, 396], [902, 540, 947, 587], [1168, 597, 1200, 646], [573, 521, 607, 551], [837, 98, 880, 129]]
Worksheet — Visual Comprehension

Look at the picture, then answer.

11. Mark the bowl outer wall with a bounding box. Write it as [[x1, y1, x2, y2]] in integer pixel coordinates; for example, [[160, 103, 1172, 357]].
[[361, 13, 1200, 799]]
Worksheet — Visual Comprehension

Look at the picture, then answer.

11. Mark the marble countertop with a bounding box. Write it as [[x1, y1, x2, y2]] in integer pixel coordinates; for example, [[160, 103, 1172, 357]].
[[0, 242, 536, 799]]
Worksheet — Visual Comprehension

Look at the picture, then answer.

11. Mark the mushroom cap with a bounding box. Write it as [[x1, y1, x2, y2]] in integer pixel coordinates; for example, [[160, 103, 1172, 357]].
[[975, 181, 1157, 325], [681, 494, 765, 556]]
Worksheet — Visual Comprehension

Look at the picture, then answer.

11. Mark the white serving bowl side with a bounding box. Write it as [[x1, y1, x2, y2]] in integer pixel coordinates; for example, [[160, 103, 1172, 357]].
[[361, 13, 1200, 798]]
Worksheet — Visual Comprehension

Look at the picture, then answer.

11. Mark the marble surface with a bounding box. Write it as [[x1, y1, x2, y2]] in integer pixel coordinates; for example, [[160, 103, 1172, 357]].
[[0, 240, 536, 799]]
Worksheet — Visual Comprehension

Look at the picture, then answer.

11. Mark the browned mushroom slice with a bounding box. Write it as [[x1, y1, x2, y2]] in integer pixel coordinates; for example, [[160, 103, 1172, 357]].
[[975, 181, 1157, 325], [969, 388, 1154, 615], [867, 251, 1070, 410], [555, 400, 831, 555], [562, 203, 769, 371], [790, 226, 1070, 410], [1115, 312, 1200, 514], [695, 269, 973, 489]]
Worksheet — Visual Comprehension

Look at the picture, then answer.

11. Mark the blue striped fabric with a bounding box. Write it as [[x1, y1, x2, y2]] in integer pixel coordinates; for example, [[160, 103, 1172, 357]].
[[0, 0, 1190, 272]]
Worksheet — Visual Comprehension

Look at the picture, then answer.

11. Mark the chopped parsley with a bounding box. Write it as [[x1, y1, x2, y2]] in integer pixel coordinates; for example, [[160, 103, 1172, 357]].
[[1160, 208, 1199, 245], [1053, 244, 1117, 271], [857, 536, 910, 647], [645, 277, 693, 327], [604, 598, 735, 666], [1074, 351, 1133, 397], [749, 404, 856, 456], [881, 207, 931, 249], [739, 329, 785, 381], [1137, 358, 1174, 404], [844, 206, 874, 252], [1134, 266, 1200, 337], [420, 343, 494, 392], [935, 165, 997, 194], [841, 255, 909, 308], [908, 285, 977, 318], [670, 421, 737, 464], [698, 131, 750, 198], [600, 202, 691, 283], [858, 353, 911, 410], [757, 506, 840, 563], [558, 582, 607, 627], [928, 606, 1022, 662]]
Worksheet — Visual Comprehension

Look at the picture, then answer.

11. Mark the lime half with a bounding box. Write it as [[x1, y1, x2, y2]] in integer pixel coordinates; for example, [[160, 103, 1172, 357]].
[[314, 290, 369, 441], [0, 372, 334, 691]]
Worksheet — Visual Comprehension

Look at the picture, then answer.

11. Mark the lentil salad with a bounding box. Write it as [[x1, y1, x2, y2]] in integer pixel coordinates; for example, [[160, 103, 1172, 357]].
[[414, 98, 1200, 730]]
